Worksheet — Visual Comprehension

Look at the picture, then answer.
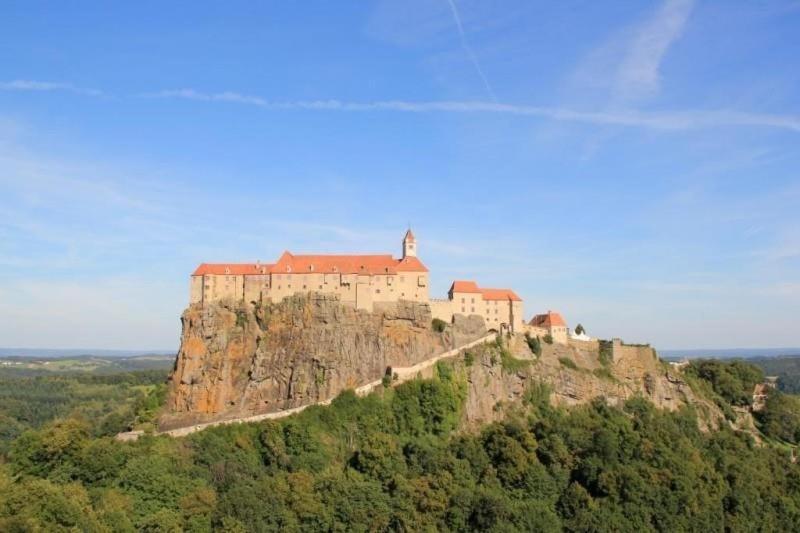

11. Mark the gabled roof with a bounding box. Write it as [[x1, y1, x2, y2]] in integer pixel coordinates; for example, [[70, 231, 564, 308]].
[[193, 251, 428, 277], [450, 280, 481, 293], [449, 281, 522, 302], [193, 263, 273, 276], [480, 288, 522, 302], [530, 311, 567, 328], [272, 251, 428, 275]]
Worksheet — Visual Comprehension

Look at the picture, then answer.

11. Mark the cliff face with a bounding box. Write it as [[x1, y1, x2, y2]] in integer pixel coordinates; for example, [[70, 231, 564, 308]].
[[454, 335, 722, 430], [160, 294, 485, 429]]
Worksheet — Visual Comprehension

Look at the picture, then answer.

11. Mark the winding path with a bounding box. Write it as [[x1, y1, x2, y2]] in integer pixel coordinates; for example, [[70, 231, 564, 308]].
[[117, 332, 497, 441]]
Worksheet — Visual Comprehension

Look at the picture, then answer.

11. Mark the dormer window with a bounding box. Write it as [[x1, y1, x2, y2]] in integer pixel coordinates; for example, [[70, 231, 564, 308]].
[[309, 264, 314, 272], [224, 267, 230, 275], [333, 266, 338, 272], [286, 266, 292, 273]]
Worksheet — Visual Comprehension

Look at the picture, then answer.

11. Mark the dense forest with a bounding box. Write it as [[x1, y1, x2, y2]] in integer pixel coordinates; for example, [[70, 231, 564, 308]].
[[0, 370, 167, 455], [1, 358, 800, 531]]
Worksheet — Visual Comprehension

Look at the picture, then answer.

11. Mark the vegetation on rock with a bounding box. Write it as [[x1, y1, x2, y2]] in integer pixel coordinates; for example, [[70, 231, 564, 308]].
[[1, 356, 800, 531]]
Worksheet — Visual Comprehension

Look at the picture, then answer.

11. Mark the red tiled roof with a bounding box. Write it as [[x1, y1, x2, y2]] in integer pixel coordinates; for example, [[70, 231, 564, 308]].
[[480, 288, 522, 302], [450, 281, 522, 301], [450, 280, 481, 293], [193, 252, 428, 277], [271, 251, 428, 274], [530, 311, 567, 328], [193, 263, 273, 276]]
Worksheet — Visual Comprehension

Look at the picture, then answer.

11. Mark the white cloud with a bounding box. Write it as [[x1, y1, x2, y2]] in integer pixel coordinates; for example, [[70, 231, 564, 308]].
[[0, 79, 104, 97], [145, 89, 800, 132], [616, 0, 694, 100]]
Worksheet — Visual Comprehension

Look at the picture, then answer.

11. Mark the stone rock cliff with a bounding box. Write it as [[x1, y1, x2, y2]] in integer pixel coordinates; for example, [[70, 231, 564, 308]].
[[160, 294, 485, 430], [450, 335, 723, 431]]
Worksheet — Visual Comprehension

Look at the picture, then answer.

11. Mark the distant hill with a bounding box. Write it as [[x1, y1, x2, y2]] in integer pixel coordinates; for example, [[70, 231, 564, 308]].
[[0, 347, 174, 358], [0, 354, 175, 377], [661, 347, 800, 360]]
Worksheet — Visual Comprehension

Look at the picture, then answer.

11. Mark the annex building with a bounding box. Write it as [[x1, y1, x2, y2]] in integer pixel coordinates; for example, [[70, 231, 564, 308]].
[[190, 230, 566, 336]]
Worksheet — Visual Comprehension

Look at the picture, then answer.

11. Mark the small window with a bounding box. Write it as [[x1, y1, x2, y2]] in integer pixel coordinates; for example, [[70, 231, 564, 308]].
[[471, 307, 475, 313], [376, 289, 381, 294], [471, 298, 474, 303], [461, 298, 465, 303], [318, 285, 323, 290], [461, 307, 465, 312]]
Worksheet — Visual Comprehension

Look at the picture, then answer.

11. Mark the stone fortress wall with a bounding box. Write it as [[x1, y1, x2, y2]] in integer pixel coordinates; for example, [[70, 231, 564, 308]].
[[189, 230, 576, 338]]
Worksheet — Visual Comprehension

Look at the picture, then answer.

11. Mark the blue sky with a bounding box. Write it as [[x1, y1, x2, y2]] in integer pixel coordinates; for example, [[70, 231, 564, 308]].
[[1, 0, 798, 350]]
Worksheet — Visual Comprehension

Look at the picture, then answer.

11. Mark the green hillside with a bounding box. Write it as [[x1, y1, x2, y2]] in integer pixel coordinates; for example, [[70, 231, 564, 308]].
[[1, 358, 799, 531]]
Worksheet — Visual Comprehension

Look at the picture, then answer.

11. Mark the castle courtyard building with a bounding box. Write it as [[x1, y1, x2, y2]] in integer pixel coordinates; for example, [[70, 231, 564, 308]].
[[191, 230, 428, 312], [190, 230, 525, 330]]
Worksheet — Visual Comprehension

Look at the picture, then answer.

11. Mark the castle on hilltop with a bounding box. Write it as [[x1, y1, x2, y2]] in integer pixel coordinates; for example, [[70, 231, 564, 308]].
[[190, 230, 570, 337]]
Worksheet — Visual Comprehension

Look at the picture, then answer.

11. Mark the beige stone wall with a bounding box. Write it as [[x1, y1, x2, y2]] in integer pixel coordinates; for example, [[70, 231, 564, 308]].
[[611, 339, 654, 364], [522, 325, 549, 338], [521, 323, 568, 344], [550, 325, 568, 344], [567, 337, 600, 351], [193, 274, 245, 303], [190, 276, 204, 304], [193, 270, 429, 309], [449, 291, 522, 332], [430, 299, 454, 322]]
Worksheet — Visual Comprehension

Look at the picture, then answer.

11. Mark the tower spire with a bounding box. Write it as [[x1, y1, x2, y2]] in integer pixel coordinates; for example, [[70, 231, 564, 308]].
[[402, 228, 416, 258]]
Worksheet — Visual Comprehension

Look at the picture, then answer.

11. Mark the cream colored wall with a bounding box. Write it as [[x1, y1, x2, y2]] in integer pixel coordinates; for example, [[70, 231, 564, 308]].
[[193, 270, 429, 307], [190, 276, 204, 304], [550, 326, 568, 344], [448, 291, 521, 332], [430, 299, 454, 322], [196, 274, 245, 303]]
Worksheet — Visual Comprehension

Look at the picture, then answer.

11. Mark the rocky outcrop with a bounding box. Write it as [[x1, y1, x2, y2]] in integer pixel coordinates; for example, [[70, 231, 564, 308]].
[[160, 294, 485, 430], [453, 335, 723, 430]]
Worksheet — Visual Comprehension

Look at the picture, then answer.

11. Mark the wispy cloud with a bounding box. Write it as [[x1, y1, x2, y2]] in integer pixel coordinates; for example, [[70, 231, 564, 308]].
[[444, 0, 496, 101], [0, 79, 104, 97], [145, 89, 800, 132], [616, 0, 694, 100]]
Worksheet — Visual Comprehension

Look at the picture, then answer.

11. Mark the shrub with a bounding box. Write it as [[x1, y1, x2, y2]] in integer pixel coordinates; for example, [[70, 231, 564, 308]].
[[464, 351, 475, 367], [592, 367, 616, 382], [598, 340, 613, 367], [558, 357, 577, 370], [543, 334, 554, 345], [574, 324, 585, 335], [685, 360, 764, 407], [524, 333, 542, 357], [431, 318, 447, 333], [500, 350, 530, 374]]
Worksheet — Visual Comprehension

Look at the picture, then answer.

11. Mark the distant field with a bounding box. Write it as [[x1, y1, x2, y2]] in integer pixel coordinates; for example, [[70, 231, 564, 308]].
[[0, 354, 174, 377]]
